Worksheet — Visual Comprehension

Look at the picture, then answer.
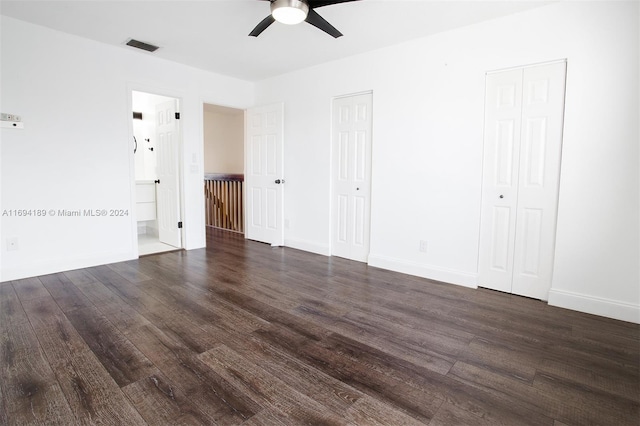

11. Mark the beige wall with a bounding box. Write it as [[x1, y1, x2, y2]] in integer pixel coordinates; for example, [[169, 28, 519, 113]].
[[203, 104, 244, 174]]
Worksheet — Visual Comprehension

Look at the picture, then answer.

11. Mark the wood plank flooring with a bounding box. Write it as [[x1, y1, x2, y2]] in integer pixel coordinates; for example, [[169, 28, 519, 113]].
[[1, 227, 639, 425]]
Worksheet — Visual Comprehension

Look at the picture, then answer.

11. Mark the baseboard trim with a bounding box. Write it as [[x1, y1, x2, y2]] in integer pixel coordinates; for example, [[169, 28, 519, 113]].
[[284, 238, 331, 257], [367, 254, 478, 288], [548, 289, 640, 324], [1, 251, 135, 283]]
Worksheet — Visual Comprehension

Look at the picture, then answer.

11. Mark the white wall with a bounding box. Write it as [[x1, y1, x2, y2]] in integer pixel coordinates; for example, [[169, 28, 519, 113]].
[[2, 3, 637, 323], [255, 2, 639, 323], [0, 16, 253, 281], [203, 104, 244, 174]]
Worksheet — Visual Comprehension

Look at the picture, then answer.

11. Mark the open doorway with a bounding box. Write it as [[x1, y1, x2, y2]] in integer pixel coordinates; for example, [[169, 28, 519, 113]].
[[203, 103, 245, 234], [132, 90, 183, 255]]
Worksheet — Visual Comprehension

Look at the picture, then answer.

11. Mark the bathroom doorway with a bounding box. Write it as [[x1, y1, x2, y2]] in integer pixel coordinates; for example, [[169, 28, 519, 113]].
[[132, 91, 183, 255]]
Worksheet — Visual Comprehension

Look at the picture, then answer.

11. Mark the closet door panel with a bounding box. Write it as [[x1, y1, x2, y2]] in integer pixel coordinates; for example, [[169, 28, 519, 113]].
[[478, 69, 523, 293], [512, 61, 567, 300]]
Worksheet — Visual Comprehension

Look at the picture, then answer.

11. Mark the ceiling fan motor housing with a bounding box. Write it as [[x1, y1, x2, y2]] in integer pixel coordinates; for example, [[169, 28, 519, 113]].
[[271, 0, 310, 25], [250, 0, 358, 38]]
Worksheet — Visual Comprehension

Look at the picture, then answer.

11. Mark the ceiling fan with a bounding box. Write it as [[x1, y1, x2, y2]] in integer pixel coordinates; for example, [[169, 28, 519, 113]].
[[249, 0, 359, 38]]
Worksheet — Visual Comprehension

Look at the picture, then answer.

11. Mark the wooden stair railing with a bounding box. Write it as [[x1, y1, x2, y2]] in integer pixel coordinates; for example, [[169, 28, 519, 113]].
[[204, 173, 244, 233]]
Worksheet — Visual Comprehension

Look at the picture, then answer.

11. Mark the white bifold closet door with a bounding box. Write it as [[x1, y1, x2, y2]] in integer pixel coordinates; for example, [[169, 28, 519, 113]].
[[478, 61, 567, 300]]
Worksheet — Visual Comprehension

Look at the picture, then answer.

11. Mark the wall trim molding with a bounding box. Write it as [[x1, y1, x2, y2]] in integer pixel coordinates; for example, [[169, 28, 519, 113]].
[[548, 288, 640, 324], [367, 254, 478, 288], [1, 251, 135, 283], [284, 238, 331, 257]]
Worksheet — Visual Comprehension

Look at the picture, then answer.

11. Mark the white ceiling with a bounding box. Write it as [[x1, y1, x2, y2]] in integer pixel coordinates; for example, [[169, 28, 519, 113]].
[[0, 0, 550, 82]]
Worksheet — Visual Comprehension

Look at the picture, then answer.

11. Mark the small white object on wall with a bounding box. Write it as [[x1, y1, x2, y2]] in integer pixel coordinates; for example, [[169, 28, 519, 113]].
[[0, 121, 24, 129], [1, 112, 21, 121], [1, 112, 24, 129]]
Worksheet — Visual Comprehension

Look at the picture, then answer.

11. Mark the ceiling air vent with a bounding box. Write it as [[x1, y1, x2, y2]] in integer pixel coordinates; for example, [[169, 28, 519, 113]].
[[125, 39, 159, 52]]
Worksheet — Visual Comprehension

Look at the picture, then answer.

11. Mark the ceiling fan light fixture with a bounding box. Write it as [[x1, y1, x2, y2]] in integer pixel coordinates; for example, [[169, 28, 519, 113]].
[[271, 0, 309, 25]]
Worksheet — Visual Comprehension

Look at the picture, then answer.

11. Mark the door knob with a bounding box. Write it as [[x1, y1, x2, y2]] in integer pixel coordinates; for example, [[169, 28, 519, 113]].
[[155, 179, 160, 184], [499, 194, 504, 198], [275, 179, 285, 184]]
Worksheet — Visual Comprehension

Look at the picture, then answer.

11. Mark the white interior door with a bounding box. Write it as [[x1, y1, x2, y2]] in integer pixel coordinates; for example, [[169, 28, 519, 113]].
[[245, 103, 284, 246], [331, 93, 373, 262], [511, 62, 567, 299], [156, 99, 182, 248], [478, 61, 566, 300], [478, 69, 524, 293]]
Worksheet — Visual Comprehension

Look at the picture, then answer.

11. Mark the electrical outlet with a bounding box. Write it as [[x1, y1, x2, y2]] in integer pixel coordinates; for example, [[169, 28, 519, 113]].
[[419, 240, 428, 253], [6, 238, 19, 251]]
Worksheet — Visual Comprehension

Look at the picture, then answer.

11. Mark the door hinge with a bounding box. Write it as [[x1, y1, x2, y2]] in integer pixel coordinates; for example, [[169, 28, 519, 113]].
[[178, 221, 183, 229], [175, 112, 181, 120]]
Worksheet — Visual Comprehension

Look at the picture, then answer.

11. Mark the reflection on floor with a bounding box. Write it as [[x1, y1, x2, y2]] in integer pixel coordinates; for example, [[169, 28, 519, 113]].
[[138, 233, 179, 256]]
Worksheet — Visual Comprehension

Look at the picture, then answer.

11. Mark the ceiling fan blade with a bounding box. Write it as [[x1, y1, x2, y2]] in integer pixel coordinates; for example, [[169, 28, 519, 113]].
[[305, 9, 343, 38], [308, 0, 359, 8], [249, 15, 275, 37]]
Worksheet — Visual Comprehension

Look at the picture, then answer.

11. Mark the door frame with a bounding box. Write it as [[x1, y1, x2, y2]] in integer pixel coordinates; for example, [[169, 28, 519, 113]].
[[201, 102, 247, 238], [127, 85, 186, 256], [329, 90, 374, 262]]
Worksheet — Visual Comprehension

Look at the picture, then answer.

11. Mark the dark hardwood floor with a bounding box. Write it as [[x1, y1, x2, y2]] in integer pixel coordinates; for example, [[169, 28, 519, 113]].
[[2, 227, 639, 425]]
